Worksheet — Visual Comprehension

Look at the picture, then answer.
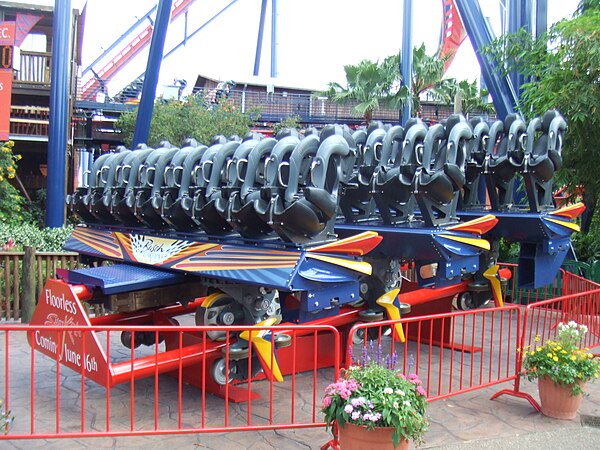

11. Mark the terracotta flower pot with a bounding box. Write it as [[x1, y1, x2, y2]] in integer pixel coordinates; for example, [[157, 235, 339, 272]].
[[537, 375, 584, 420], [338, 422, 409, 450]]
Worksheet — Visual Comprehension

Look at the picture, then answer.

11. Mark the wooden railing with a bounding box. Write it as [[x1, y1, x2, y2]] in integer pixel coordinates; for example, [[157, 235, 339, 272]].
[[14, 50, 51, 84], [9, 105, 50, 137], [0, 251, 80, 321]]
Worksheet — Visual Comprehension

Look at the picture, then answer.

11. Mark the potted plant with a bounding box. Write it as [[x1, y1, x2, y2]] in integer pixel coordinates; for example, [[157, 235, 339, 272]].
[[321, 348, 428, 449], [521, 321, 600, 419]]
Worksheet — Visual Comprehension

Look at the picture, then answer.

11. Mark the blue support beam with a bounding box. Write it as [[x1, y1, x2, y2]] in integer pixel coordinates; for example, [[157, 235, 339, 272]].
[[46, 0, 71, 227], [508, 0, 532, 98], [400, 0, 413, 126], [271, 0, 278, 78], [254, 0, 268, 76], [455, 0, 518, 120], [133, 0, 173, 148], [536, 0, 547, 37]]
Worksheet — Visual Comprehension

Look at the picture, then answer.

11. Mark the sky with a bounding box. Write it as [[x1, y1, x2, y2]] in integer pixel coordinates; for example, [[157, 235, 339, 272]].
[[17, 0, 580, 98]]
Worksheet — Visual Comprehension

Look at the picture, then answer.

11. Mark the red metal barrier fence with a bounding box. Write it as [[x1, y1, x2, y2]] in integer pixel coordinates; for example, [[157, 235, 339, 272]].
[[346, 305, 522, 401], [0, 322, 340, 439], [1, 269, 599, 440]]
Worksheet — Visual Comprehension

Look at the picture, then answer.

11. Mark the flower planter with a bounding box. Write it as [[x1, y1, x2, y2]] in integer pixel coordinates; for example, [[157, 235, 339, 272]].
[[338, 422, 409, 450], [538, 375, 583, 420]]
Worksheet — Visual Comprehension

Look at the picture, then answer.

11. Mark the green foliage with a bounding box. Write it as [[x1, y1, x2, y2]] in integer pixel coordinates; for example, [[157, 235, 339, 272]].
[[321, 346, 428, 446], [321, 44, 494, 122], [0, 141, 28, 226], [116, 97, 257, 147], [571, 224, 600, 262], [0, 398, 13, 434], [272, 115, 301, 136], [0, 223, 74, 253], [521, 322, 600, 395], [484, 4, 600, 234], [320, 56, 409, 123]]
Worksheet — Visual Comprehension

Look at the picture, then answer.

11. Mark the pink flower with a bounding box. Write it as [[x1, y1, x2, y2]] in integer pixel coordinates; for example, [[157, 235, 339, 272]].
[[416, 386, 427, 396], [322, 396, 332, 407]]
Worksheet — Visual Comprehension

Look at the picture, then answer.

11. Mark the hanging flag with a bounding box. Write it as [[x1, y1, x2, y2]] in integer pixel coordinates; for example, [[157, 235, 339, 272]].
[[439, 0, 467, 73], [15, 13, 43, 47]]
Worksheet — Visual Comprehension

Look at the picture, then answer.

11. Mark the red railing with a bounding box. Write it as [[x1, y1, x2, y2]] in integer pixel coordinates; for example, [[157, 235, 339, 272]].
[[346, 305, 522, 401], [0, 322, 340, 439], [1, 268, 599, 440]]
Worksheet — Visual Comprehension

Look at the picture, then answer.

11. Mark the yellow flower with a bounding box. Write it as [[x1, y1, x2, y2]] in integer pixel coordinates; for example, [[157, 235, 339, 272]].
[[561, 350, 567, 354], [553, 356, 559, 362], [547, 353, 553, 358], [15, 154, 21, 160], [534, 335, 541, 342], [588, 353, 594, 358], [536, 348, 542, 352], [571, 355, 577, 361], [7, 140, 14, 147]]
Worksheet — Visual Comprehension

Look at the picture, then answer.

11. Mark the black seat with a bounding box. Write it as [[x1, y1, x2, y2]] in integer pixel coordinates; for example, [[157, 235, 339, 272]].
[[67, 151, 114, 223], [109, 147, 155, 226], [523, 110, 566, 212], [270, 134, 355, 244], [414, 116, 470, 226], [161, 144, 208, 230], [253, 136, 302, 229], [86, 151, 128, 224], [460, 117, 490, 209], [338, 125, 382, 222], [371, 120, 426, 224], [193, 140, 241, 234], [130, 145, 179, 229], [227, 138, 278, 238], [485, 114, 526, 210], [214, 138, 263, 224], [154, 145, 194, 223]]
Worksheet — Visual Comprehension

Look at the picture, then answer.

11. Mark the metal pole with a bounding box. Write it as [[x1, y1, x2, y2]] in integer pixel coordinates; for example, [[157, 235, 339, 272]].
[[46, 0, 71, 228], [133, 0, 173, 148], [270, 0, 278, 78], [455, 0, 517, 120], [254, 0, 268, 76], [400, 0, 413, 126], [535, 0, 547, 38]]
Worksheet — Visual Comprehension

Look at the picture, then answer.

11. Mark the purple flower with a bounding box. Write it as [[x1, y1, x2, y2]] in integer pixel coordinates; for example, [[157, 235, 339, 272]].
[[351, 411, 361, 420], [344, 404, 354, 414]]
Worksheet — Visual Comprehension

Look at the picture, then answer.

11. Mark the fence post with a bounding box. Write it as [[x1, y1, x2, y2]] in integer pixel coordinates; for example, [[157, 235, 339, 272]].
[[21, 246, 37, 323]]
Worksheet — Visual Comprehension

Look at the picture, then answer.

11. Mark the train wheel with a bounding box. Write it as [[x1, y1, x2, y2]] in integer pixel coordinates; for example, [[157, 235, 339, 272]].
[[196, 293, 245, 341], [211, 358, 236, 385]]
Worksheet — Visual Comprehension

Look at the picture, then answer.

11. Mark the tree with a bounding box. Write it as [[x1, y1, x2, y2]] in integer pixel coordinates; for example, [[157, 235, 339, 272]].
[[322, 44, 493, 122], [320, 57, 408, 123], [116, 97, 257, 147], [484, 0, 600, 234], [438, 79, 495, 117]]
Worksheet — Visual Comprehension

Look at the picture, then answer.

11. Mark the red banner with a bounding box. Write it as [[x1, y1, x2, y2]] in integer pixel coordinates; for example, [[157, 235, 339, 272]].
[[439, 0, 467, 73], [0, 70, 11, 140], [0, 22, 13, 141], [28, 279, 109, 386]]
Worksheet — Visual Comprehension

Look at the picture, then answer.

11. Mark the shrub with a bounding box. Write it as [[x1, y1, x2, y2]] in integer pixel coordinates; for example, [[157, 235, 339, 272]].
[[0, 141, 27, 226], [116, 97, 258, 147], [0, 223, 73, 253]]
